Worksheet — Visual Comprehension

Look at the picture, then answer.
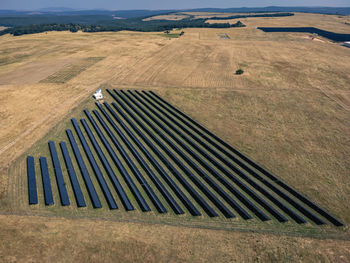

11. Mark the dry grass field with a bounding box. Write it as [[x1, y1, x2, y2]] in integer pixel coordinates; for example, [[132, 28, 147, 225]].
[[1, 214, 349, 262], [0, 12, 349, 262]]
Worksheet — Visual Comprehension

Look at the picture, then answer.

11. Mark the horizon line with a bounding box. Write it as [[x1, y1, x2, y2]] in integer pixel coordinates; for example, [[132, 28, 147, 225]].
[[0, 6, 350, 12]]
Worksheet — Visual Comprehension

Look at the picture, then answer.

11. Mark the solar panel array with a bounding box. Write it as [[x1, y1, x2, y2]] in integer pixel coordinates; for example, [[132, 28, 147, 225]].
[[26, 89, 344, 227]]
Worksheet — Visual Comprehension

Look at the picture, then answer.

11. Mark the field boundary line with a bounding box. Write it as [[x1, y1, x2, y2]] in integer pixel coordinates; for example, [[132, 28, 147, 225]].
[[317, 87, 350, 112]]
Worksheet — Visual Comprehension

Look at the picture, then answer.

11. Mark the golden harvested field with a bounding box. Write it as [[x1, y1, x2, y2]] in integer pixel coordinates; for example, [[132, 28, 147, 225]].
[[0, 12, 350, 262]]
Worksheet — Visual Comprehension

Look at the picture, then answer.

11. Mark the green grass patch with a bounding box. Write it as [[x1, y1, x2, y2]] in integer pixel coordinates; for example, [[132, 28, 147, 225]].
[[159, 33, 181, 38]]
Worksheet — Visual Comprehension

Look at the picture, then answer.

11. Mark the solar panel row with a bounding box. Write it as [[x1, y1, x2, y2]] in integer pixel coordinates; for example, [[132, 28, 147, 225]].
[[27, 156, 38, 205], [60, 141, 86, 207], [39, 157, 54, 206], [48, 141, 70, 206]]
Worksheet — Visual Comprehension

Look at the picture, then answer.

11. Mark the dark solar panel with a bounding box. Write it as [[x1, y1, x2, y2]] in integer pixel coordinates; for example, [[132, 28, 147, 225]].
[[48, 141, 70, 206], [39, 157, 54, 205], [27, 156, 38, 205], [60, 141, 86, 207]]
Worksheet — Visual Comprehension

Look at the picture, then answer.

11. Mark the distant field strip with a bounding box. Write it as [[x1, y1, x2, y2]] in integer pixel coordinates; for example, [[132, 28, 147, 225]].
[[40, 57, 104, 84], [258, 27, 350, 42]]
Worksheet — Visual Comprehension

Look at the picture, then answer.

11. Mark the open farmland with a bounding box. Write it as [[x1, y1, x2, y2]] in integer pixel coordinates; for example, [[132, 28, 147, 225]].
[[40, 57, 105, 84], [0, 12, 350, 262]]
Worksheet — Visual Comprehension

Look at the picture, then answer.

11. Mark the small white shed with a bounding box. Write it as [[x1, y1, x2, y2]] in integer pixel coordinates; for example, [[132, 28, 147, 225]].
[[344, 42, 350, 48], [93, 88, 103, 100]]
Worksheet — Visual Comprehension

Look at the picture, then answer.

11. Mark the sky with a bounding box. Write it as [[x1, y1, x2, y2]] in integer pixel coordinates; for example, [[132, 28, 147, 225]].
[[0, 0, 349, 10]]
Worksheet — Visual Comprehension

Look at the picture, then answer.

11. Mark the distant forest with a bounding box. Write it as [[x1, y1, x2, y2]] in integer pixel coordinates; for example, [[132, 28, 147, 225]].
[[0, 12, 295, 36], [258, 27, 350, 42], [208, 12, 294, 20], [0, 21, 245, 36]]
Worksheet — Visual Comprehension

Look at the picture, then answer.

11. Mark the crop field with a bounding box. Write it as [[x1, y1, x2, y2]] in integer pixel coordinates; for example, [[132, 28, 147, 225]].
[[0, 12, 349, 262], [0, 59, 78, 85], [40, 57, 105, 84]]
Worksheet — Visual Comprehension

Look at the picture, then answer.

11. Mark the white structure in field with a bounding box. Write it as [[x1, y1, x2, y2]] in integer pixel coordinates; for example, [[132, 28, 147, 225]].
[[93, 88, 103, 100], [344, 42, 350, 48]]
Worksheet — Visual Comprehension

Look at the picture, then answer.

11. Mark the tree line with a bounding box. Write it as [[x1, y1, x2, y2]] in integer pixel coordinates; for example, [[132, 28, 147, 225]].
[[0, 12, 297, 36], [209, 12, 294, 20], [0, 19, 246, 36]]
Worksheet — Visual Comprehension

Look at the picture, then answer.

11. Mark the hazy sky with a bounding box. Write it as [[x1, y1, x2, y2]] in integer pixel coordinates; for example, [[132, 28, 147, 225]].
[[0, 0, 349, 10]]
